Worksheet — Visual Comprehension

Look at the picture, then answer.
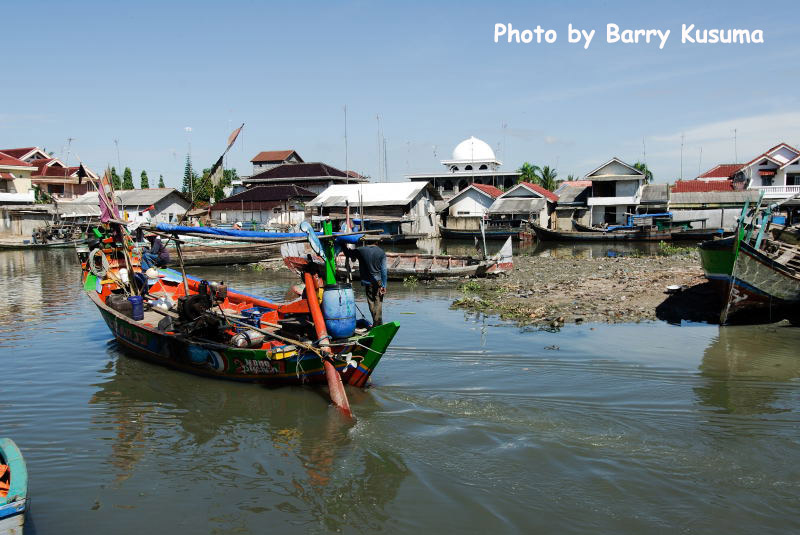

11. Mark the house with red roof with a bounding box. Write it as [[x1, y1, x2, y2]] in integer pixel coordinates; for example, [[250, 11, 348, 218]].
[[583, 157, 647, 226], [733, 143, 800, 200], [0, 146, 99, 199], [488, 181, 559, 228], [0, 151, 36, 204], [250, 150, 304, 175], [443, 183, 504, 232]]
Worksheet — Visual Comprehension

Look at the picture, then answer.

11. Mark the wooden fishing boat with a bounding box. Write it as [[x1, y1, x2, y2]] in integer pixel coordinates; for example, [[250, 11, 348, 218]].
[[571, 220, 605, 232], [531, 222, 672, 242], [165, 242, 279, 266], [770, 224, 800, 246], [80, 244, 399, 388], [0, 438, 27, 535], [698, 236, 737, 290], [438, 224, 521, 240], [722, 239, 800, 322], [335, 237, 513, 280]]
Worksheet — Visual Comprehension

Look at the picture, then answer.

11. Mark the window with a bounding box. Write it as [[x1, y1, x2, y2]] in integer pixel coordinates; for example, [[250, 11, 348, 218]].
[[479, 164, 488, 170], [464, 165, 473, 171]]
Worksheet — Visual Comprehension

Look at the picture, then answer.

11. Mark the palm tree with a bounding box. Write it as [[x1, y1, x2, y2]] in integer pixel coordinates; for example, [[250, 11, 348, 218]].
[[538, 165, 558, 191], [633, 162, 653, 183], [518, 162, 542, 185]]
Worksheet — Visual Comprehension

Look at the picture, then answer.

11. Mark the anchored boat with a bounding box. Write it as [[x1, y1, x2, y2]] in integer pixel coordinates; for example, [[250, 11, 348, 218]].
[[79, 171, 400, 416], [0, 438, 27, 535]]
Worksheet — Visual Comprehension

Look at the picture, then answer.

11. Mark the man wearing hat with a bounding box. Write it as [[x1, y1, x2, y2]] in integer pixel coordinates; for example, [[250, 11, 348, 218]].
[[141, 234, 170, 270]]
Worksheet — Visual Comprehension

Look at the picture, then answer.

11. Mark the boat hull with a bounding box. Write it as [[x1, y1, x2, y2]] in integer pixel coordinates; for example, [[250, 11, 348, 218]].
[[0, 438, 27, 535], [91, 292, 399, 388], [439, 225, 520, 240], [724, 240, 800, 321], [531, 223, 672, 242], [698, 236, 737, 291]]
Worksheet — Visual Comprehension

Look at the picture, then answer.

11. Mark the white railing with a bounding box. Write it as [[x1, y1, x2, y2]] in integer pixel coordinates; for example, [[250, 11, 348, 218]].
[[587, 196, 637, 206], [753, 185, 800, 197]]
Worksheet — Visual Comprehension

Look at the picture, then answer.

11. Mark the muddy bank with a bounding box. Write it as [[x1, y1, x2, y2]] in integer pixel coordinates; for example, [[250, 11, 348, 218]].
[[450, 253, 720, 328]]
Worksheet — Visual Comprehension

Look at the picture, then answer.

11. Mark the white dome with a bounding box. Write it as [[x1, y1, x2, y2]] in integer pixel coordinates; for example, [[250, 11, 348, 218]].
[[452, 136, 495, 161]]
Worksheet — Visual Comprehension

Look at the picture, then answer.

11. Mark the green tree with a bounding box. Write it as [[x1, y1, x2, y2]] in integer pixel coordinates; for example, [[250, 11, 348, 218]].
[[566, 174, 578, 182], [537, 165, 558, 191], [201, 167, 238, 202], [517, 162, 542, 185], [158, 174, 165, 188], [140, 170, 149, 189], [633, 162, 653, 183], [111, 167, 122, 190], [182, 155, 193, 195], [122, 167, 134, 189]]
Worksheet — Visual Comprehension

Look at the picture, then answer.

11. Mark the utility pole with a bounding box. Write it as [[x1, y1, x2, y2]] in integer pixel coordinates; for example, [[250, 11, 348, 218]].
[[733, 128, 738, 162], [344, 105, 349, 184], [680, 133, 685, 180], [114, 139, 121, 170]]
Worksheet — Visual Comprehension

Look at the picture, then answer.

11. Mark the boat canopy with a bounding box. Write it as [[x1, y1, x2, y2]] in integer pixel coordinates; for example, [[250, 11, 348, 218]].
[[155, 223, 362, 243]]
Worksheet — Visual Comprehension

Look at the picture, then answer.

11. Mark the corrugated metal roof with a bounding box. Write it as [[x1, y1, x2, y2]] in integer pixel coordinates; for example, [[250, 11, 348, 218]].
[[308, 183, 440, 207], [669, 190, 759, 205], [555, 185, 590, 204], [640, 184, 669, 203], [489, 197, 545, 214], [64, 188, 189, 208]]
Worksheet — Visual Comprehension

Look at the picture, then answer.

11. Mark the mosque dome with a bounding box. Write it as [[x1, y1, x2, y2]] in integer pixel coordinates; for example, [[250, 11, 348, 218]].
[[452, 136, 496, 162]]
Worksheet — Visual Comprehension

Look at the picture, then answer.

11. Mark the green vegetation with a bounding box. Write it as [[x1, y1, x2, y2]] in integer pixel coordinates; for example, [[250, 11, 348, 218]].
[[111, 167, 122, 190], [517, 162, 557, 191], [402, 275, 419, 287], [140, 170, 149, 189], [158, 174, 166, 188], [657, 241, 695, 256], [633, 162, 653, 183], [122, 167, 134, 189], [459, 280, 482, 293]]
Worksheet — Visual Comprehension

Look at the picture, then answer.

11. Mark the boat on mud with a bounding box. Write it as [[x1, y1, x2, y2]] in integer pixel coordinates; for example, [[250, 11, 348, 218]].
[[699, 194, 800, 323], [531, 222, 673, 242], [0, 438, 27, 535]]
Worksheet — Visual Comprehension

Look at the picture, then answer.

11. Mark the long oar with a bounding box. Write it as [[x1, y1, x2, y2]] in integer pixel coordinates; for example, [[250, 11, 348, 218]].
[[304, 271, 352, 418]]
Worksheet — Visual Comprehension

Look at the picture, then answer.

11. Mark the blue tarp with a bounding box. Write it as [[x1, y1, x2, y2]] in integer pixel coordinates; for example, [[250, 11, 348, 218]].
[[155, 224, 362, 243]]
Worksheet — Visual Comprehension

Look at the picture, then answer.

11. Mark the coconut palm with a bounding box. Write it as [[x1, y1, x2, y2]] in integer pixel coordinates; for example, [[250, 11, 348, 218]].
[[518, 162, 542, 185], [633, 162, 653, 183], [537, 165, 558, 191]]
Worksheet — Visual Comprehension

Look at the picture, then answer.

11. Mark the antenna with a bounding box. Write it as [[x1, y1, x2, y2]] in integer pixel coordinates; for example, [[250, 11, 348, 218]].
[[344, 105, 349, 183], [680, 133, 685, 180], [733, 128, 738, 162], [383, 137, 388, 182], [698, 147, 703, 174], [376, 114, 383, 182], [502, 122, 508, 162], [65, 137, 74, 168], [113, 139, 121, 170]]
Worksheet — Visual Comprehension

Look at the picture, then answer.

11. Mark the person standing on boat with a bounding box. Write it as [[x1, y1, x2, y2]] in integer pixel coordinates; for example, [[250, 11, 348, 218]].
[[344, 245, 388, 325], [141, 234, 170, 270]]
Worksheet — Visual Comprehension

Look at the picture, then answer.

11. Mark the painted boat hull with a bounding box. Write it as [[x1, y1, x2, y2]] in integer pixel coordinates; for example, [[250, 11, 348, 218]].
[[724, 240, 800, 320], [167, 243, 279, 266], [698, 236, 737, 291], [89, 291, 399, 388], [0, 438, 27, 535]]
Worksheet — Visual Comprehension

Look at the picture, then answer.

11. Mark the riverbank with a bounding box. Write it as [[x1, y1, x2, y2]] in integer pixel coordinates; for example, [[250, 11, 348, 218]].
[[451, 252, 712, 328]]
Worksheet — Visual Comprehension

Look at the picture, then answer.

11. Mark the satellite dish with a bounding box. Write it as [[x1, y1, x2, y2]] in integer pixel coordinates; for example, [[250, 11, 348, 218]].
[[299, 221, 323, 256]]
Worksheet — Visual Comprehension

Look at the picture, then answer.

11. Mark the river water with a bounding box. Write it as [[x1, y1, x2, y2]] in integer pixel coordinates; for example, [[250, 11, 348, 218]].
[[1, 248, 798, 534]]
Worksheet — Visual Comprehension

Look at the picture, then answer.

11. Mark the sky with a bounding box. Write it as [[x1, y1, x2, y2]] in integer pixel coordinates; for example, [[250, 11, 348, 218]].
[[1, 0, 798, 188]]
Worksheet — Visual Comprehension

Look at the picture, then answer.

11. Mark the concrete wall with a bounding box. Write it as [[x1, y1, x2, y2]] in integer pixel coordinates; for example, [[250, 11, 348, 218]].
[[0, 209, 52, 237], [448, 189, 492, 217], [671, 208, 741, 229]]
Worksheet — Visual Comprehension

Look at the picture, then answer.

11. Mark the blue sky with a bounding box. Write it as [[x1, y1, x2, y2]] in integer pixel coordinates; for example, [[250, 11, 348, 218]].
[[1, 0, 797, 187]]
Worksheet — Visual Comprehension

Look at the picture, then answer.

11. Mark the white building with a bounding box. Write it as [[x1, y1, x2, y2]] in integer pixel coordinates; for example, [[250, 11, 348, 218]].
[[488, 182, 559, 228], [444, 183, 504, 231], [737, 143, 800, 201], [307, 182, 441, 237], [584, 158, 646, 226], [250, 150, 304, 175], [63, 188, 191, 224], [406, 136, 520, 198]]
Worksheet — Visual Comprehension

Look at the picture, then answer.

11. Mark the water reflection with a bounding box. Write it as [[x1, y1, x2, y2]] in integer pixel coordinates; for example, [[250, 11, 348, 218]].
[[392, 238, 669, 259], [88, 348, 409, 531], [696, 324, 800, 415]]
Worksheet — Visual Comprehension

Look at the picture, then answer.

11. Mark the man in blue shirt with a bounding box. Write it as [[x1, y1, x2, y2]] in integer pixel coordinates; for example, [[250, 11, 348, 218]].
[[344, 245, 387, 325]]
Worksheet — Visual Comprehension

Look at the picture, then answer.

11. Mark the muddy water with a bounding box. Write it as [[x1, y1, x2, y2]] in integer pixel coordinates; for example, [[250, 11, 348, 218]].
[[1, 248, 798, 534]]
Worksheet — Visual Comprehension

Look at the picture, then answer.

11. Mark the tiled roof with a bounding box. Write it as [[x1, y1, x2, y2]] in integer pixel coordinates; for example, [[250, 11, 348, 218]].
[[671, 179, 733, 193], [0, 147, 36, 159], [698, 164, 744, 179], [519, 181, 559, 202], [470, 183, 503, 198], [247, 162, 356, 181], [214, 185, 316, 205], [250, 150, 302, 163], [0, 151, 33, 167]]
